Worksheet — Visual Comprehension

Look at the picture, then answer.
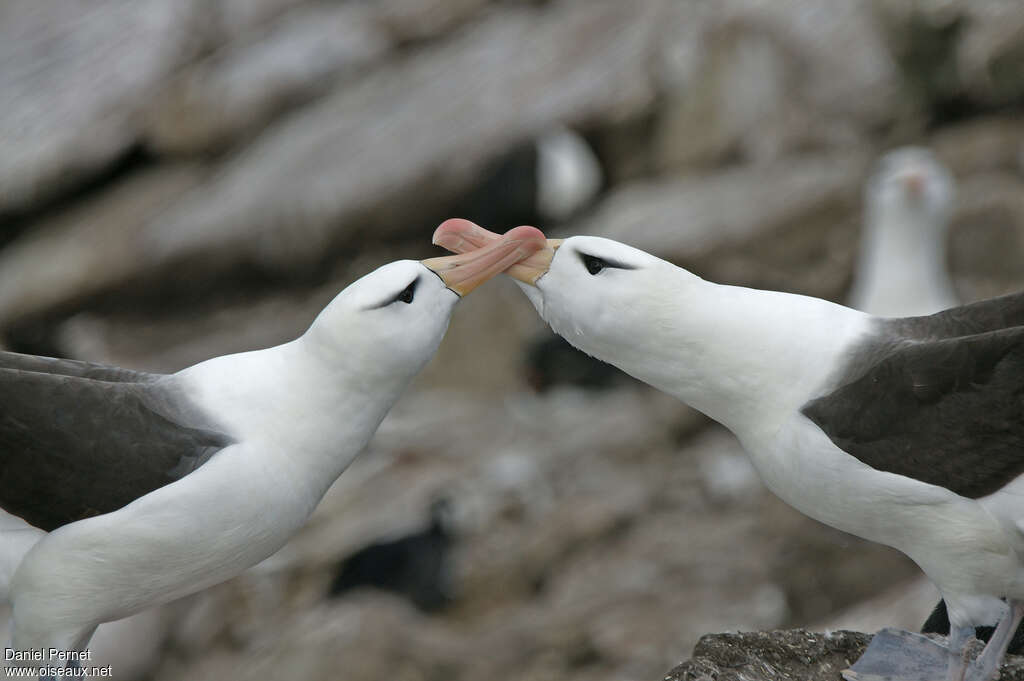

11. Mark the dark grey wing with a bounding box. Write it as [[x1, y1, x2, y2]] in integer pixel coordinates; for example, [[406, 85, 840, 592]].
[[886, 289, 1024, 340], [803, 326, 1024, 498], [0, 350, 159, 383], [0, 369, 234, 531]]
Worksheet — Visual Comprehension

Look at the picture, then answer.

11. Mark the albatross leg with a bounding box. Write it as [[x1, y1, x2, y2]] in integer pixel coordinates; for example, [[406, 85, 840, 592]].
[[965, 600, 1024, 681], [945, 624, 974, 681], [842, 628, 961, 681]]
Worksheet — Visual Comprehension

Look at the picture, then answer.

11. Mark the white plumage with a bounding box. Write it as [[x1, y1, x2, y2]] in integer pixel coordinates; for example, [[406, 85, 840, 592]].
[[434, 218, 1024, 681]]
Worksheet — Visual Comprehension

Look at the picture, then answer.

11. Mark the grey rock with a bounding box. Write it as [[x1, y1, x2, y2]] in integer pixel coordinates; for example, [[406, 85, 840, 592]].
[[0, 164, 205, 329], [949, 172, 1024, 301], [652, 0, 899, 171], [372, 0, 493, 44], [813, 577, 940, 639], [146, 3, 393, 155], [663, 629, 871, 681], [874, 0, 1024, 115], [932, 115, 1024, 177], [958, 3, 1024, 108], [664, 628, 1024, 681], [215, 0, 311, 38], [0, 0, 207, 215], [140, 0, 663, 276], [566, 154, 867, 297]]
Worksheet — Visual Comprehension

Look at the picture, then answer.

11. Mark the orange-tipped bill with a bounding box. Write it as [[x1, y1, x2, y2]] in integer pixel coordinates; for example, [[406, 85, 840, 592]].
[[432, 218, 561, 286], [422, 224, 547, 296]]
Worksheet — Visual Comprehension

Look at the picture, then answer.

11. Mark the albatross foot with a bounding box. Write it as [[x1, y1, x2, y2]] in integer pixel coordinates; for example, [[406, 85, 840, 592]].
[[842, 628, 960, 681]]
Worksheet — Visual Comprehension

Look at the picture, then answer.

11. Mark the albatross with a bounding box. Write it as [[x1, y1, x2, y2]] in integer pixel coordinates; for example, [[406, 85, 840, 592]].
[[848, 146, 958, 317], [0, 225, 545, 677], [434, 219, 1024, 681]]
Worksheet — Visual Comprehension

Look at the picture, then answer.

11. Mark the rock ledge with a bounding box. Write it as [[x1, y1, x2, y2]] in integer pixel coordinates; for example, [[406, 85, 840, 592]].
[[665, 629, 1024, 681]]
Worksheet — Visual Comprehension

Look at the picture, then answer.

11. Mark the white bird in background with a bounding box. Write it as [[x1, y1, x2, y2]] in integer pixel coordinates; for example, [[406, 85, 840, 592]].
[[435, 219, 1024, 681], [848, 146, 958, 317], [0, 226, 546, 677]]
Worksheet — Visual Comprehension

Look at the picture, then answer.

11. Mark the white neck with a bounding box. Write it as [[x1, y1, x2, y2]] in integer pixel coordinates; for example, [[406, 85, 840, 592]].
[[849, 206, 957, 316], [593, 273, 869, 436], [177, 335, 410, 502]]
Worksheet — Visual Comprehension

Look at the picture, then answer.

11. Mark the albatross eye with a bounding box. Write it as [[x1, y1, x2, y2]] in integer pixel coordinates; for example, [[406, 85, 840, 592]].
[[582, 254, 606, 275], [397, 281, 416, 304]]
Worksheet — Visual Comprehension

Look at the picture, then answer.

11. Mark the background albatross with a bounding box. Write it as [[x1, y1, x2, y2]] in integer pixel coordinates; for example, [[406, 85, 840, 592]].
[[434, 218, 1024, 681], [0, 225, 545, 677]]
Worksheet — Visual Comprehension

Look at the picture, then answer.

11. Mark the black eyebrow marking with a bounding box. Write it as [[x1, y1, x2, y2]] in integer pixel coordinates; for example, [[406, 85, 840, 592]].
[[367, 275, 421, 310], [576, 252, 638, 270]]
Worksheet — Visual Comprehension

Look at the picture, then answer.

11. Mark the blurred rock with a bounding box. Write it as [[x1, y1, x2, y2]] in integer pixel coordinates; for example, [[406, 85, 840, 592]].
[[959, 4, 1024, 108], [372, 0, 493, 44], [567, 154, 867, 297], [146, 3, 392, 155], [813, 576, 940, 637], [949, 172, 1024, 301], [874, 0, 1024, 120], [0, 164, 205, 332], [652, 0, 898, 171], [931, 115, 1024, 176], [154, 597, 464, 681], [215, 0, 313, 38], [0, 0, 208, 216], [140, 0, 662, 277]]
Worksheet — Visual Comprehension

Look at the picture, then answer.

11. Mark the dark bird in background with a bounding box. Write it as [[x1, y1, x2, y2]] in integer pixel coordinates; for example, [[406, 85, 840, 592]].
[[524, 334, 629, 392], [456, 126, 603, 233], [327, 496, 458, 613]]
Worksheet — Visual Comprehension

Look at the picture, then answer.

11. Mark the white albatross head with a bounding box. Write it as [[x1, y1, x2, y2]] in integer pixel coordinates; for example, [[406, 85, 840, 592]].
[[866, 146, 954, 227], [303, 225, 546, 386]]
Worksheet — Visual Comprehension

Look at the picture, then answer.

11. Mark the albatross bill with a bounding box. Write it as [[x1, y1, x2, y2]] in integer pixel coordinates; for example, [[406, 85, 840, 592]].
[[424, 225, 547, 295], [433, 218, 1024, 681]]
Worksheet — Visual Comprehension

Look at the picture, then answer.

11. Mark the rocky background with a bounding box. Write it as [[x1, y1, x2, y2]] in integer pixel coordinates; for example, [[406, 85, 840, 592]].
[[2, 1, 1024, 680]]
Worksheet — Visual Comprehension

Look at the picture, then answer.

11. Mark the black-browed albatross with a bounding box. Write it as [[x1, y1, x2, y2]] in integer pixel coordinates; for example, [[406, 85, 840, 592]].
[[848, 146, 958, 317], [0, 225, 545, 677], [434, 219, 1024, 681]]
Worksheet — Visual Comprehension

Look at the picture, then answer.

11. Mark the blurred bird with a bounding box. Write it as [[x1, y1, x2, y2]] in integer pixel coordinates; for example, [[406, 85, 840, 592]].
[[327, 496, 457, 613], [848, 146, 958, 317], [457, 126, 603, 232], [435, 219, 1024, 681], [0, 227, 545, 676]]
